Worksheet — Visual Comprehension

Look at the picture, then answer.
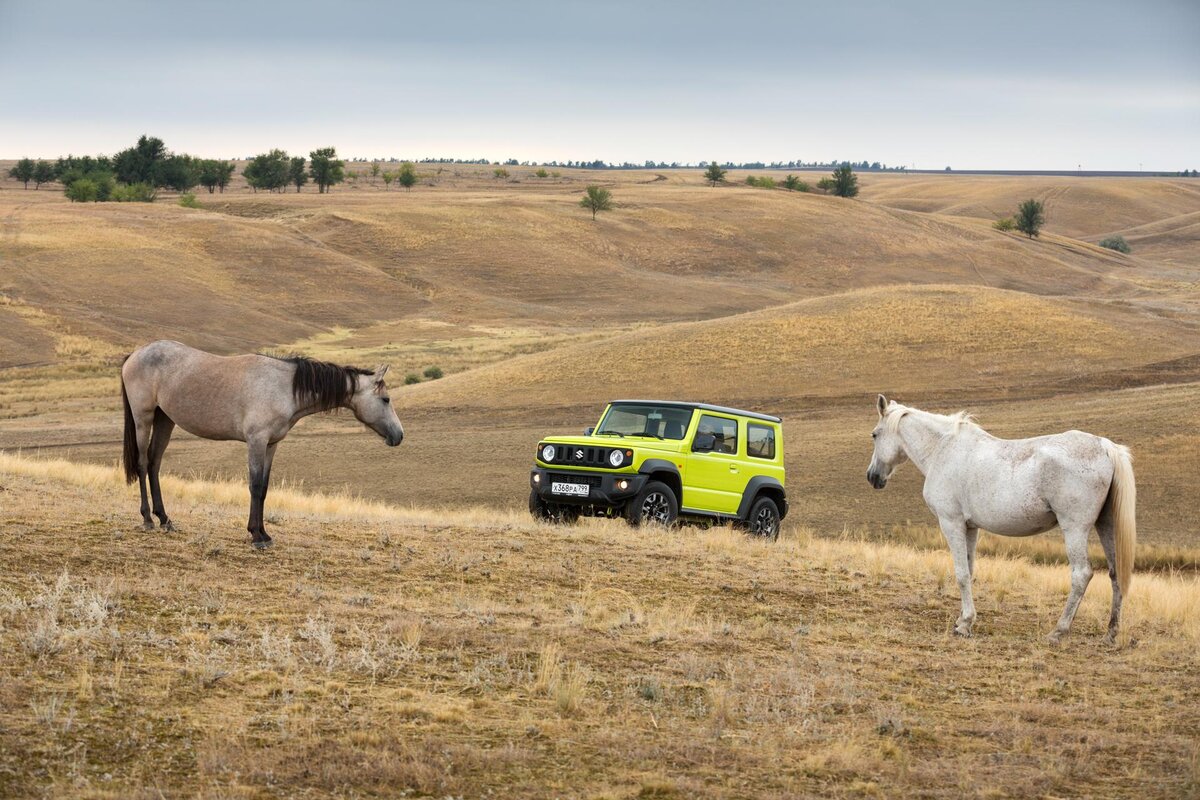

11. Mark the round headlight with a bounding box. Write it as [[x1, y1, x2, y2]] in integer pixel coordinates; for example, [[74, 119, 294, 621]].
[[541, 444, 556, 462], [608, 449, 625, 467]]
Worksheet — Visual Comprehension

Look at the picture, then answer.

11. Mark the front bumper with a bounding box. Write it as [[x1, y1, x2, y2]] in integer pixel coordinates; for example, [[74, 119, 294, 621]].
[[530, 468, 646, 507]]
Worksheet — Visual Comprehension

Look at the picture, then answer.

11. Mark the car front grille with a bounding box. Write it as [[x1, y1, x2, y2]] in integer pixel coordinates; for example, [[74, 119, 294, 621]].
[[547, 445, 612, 468]]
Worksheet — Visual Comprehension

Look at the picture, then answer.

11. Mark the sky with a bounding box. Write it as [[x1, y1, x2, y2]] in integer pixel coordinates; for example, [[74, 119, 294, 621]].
[[1, 0, 1197, 170]]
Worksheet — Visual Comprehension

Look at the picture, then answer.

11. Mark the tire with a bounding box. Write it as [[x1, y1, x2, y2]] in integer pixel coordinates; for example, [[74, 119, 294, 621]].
[[746, 496, 781, 540], [529, 489, 581, 525], [624, 481, 678, 527]]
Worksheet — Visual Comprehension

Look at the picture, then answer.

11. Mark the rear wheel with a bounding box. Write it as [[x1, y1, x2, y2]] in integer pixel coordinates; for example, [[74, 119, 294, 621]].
[[624, 481, 678, 527], [529, 489, 581, 525], [746, 496, 781, 540]]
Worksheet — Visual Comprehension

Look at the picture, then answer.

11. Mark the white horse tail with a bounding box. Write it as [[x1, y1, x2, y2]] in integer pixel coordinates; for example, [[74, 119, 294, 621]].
[[1101, 439, 1137, 596]]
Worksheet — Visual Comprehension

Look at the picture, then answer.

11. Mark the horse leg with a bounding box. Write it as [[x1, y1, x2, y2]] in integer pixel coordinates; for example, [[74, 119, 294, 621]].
[[1095, 503, 1122, 644], [965, 525, 979, 578], [259, 442, 279, 544], [1049, 524, 1094, 644], [132, 409, 155, 531], [148, 408, 176, 532], [939, 517, 976, 637], [246, 436, 273, 549]]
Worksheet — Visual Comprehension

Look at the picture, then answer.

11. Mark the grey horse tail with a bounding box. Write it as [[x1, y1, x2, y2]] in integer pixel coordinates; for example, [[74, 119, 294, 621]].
[[121, 356, 138, 485], [1102, 438, 1137, 597]]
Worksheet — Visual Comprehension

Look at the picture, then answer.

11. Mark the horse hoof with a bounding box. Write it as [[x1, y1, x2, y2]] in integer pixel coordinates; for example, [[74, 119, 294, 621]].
[[251, 540, 273, 551], [142, 521, 155, 532], [953, 627, 973, 638], [1047, 631, 1065, 646], [161, 522, 176, 533]]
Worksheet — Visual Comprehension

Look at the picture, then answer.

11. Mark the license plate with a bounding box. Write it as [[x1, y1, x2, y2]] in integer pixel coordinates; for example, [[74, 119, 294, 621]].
[[551, 482, 589, 497]]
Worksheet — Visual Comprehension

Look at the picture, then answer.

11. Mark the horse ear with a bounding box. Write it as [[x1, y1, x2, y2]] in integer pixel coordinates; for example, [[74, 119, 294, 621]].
[[373, 364, 389, 380], [877, 394, 889, 417]]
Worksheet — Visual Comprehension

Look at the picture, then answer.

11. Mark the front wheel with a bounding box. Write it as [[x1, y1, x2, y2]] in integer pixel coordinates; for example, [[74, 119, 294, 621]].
[[746, 496, 781, 540], [624, 481, 678, 527]]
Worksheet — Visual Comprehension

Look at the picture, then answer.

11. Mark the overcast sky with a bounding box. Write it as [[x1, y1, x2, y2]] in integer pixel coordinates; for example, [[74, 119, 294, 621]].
[[1, 0, 1196, 169]]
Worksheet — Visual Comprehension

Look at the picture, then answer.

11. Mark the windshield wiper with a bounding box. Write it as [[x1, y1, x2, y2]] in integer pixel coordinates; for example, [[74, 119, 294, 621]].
[[627, 432, 665, 440], [595, 430, 625, 437]]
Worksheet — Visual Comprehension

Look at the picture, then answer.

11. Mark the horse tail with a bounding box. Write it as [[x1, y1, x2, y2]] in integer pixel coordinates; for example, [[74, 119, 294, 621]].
[[1102, 439, 1136, 597], [121, 356, 139, 485]]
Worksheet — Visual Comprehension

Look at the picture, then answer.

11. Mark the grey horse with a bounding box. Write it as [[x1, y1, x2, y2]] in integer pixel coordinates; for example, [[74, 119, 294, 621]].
[[867, 395, 1135, 643], [120, 340, 404, 548]]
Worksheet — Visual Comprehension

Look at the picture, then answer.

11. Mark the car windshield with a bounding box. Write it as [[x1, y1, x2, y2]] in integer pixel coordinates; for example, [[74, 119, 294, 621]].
[[596, 404, 693, 440]]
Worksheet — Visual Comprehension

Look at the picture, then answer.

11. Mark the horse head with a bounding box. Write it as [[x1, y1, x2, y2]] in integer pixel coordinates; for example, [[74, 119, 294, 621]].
[[867, 393, 908, 489], [349, 365, 404, 447]]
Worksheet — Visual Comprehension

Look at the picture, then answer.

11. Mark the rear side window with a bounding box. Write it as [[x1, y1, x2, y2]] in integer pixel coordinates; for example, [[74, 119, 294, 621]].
[[696, 414, 738, 454], [747, 423, 776, 460]]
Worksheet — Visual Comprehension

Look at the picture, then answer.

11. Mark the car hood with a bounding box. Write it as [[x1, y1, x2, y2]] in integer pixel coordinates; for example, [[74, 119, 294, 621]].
[[541, 434, 687, 456]]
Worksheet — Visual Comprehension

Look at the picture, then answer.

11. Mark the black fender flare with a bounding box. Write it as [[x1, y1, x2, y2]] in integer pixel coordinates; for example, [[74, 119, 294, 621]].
[[638, 459, 683, 503], [738, 476, 787, 520]]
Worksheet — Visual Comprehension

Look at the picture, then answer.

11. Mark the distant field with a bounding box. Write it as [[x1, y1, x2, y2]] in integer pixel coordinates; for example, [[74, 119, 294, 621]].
[[3, 167, 1198, 543]]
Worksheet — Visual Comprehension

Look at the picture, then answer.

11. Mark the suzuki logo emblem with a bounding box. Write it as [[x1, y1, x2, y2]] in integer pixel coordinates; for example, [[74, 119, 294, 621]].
[[575, 449, 584, 460]]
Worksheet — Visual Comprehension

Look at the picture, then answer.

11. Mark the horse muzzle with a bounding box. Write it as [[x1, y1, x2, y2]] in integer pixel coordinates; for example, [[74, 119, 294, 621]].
[[867, 469, 887, 490], [386, 431, 404, 447]]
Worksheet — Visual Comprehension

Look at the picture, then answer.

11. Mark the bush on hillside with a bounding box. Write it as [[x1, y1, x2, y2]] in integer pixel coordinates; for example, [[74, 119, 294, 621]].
[[746, 175, 776, 189], [1098, 235, 1131, 254], [111, 182, 157, 202], [493, 167, 509, 179], [782, 175, 809, 192], [178, 193, 200, 208], [404, 373, 421, 385], [992, 217, 1016, 231], [65, 178, 99, 202], [423, 366, 444, 380]]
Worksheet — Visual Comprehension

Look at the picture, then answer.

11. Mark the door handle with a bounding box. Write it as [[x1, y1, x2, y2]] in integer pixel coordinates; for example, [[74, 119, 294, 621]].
[[729, 465, 739, 473]]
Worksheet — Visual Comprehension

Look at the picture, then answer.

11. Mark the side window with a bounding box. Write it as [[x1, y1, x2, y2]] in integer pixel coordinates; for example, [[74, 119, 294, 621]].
[[695, 414, 738, 454], [747, 423, 776, 460]]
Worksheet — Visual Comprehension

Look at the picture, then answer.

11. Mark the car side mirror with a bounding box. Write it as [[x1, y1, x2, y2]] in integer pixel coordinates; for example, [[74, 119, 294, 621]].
[[692, 432, 716, 452], [584, 427, 595, 435]]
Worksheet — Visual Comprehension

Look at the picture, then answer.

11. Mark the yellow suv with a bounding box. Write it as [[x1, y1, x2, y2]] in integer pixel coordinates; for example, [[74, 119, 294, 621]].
[[529, 400, 787, 537]]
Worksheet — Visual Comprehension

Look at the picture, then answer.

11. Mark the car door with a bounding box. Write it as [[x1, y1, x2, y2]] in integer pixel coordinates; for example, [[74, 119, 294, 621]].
[[684, 413, 746, 515]]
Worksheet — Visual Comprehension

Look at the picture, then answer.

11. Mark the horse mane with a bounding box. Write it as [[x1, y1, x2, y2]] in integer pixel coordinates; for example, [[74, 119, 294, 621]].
[[283, 356, 373, 412], [885, 403, 979, 436]]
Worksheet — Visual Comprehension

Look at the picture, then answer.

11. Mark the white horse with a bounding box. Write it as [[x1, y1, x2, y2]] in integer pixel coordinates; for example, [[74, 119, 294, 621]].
[[866, 395, 1135, 643]]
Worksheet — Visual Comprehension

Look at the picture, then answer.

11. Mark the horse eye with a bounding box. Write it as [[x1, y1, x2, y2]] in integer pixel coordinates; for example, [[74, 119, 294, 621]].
[[381, 397, 391, 404], [871, 432, 878, 439]]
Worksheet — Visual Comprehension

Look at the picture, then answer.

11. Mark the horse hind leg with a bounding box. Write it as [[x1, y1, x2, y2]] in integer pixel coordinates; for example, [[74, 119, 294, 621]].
[[1095, 502, 1122, 644], [148, 408, 176, 532], [1049, 523, 1094, 644], [132, 409, 155, 530]]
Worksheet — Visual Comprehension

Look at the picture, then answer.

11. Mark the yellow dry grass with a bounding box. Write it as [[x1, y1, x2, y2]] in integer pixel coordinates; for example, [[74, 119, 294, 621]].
[[0, 452, 1197, 798]]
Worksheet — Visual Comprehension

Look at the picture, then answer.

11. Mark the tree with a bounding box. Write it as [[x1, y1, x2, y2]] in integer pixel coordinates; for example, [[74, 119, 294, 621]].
[[382, 171, 394, 189], [816, 177, 835, 192], [370, 162, 381, 184], [397, 162, 417, 191], [289, 157, 308, 192], [198, 159, 235, 193], [244, 150, 290, 192], [493, 167, 509, 179], [32, 161, 54, 189], [1015, 198, 1045, 239], [112, 135, 167, 185], [579, 185, 613, 220], [156, 155, 199, 192], [8, 158, 35, 188], [308, 147, 345, 193], [703, 162, 726, 187], [830, 164, 859, 197]]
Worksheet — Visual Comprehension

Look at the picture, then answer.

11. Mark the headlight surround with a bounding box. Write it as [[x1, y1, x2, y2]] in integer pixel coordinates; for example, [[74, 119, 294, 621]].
[[541, 444, 556, 462], [608, 448, 626, 468]]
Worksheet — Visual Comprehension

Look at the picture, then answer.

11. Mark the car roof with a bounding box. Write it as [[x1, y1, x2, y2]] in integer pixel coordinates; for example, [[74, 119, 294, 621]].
[[610, 400, 782, 423]]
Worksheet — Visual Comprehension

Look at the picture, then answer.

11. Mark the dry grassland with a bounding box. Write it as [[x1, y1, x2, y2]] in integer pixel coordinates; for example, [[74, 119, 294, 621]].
[[1, 454, 1198, 799]]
